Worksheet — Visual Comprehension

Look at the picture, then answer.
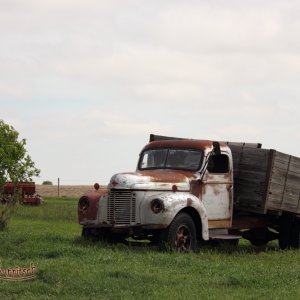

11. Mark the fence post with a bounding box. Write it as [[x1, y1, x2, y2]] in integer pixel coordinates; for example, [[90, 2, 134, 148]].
[[58, 177, 60, 198]]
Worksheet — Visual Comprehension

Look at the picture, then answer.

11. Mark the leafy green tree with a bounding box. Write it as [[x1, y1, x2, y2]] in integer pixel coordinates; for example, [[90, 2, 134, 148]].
[[0, 119, 40, 230]]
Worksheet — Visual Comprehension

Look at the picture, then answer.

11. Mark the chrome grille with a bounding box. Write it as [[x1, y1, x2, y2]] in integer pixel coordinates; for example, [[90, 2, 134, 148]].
[[107, 190, 136, 225]]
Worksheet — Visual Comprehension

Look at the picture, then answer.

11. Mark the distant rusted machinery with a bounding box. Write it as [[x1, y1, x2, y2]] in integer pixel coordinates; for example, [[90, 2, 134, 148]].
[[1, 182, 43, 205]]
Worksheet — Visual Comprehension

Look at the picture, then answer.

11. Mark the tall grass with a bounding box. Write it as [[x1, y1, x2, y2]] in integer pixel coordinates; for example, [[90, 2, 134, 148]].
[[0, 197, 299, 299]]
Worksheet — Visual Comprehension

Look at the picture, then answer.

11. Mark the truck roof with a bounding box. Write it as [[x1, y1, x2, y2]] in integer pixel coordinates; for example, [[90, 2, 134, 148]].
[[149, 134, 262, 149], [143, 139, 229, 152]]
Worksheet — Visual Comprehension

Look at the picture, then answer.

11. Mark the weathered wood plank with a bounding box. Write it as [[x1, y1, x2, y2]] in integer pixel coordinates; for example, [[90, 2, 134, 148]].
[[286, 175, 300, 190], [266, 150, 300, 213], [267, 193, 282, 210], [231, 147, 270, 213], [222, 144, 300, 214], [269, 172, 286, 186], [280, 192, 300, 212]]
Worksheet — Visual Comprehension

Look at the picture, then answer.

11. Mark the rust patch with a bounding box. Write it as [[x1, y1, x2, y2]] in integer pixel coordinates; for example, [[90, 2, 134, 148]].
[[144, 140, 227, 151], [78, 189, 108, 222], [187, 198, 193, 206], [190, 180, 203, 198], [208, 219, 231, 229], [137, 169, 196, 183], [212, 185, 221, 196], [228, 184, 233, 212]]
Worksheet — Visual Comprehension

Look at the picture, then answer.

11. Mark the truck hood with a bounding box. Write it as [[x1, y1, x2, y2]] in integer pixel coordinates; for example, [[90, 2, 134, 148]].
[[108, 170, 198, 191]]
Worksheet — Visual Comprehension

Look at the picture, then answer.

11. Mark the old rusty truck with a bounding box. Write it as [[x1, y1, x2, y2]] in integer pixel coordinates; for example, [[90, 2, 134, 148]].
[[78, 134, 300, 251]]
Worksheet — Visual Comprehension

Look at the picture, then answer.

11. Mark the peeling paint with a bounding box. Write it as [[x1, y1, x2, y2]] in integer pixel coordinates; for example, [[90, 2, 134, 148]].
[[78, 189, 108, 224], [187, 198, 193, 206]]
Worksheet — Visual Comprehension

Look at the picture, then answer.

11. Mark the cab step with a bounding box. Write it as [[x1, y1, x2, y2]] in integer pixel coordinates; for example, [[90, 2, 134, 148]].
[[209, 234, 242, 240], [209, 229, 242, 240]]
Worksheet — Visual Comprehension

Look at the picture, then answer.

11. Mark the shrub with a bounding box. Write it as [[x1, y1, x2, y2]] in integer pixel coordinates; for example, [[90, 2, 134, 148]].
[[42, 181, 53, 185]]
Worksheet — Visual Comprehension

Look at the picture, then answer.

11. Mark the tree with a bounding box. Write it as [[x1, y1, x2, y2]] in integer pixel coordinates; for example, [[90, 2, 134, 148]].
[[0, 119, 40, 230]]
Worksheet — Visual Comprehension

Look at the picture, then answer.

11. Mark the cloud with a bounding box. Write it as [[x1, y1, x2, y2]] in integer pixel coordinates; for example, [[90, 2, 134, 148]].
[[1, 0, 300, 183]]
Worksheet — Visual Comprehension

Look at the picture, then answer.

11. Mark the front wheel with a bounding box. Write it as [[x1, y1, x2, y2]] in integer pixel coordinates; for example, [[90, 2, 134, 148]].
[[82, 227, 93, 239], [166, 213, 197, 252]]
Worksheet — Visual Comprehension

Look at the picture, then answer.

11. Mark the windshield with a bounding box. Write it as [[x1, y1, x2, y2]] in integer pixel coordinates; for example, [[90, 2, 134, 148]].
[[138, 148, 203, 171]]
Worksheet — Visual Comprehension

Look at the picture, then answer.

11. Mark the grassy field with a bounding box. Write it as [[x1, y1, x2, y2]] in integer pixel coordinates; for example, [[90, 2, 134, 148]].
[[0, 198, 300, 299]]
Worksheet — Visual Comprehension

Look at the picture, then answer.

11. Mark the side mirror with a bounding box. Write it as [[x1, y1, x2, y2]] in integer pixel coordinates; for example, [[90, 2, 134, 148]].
[[213, 141, 221, 155]]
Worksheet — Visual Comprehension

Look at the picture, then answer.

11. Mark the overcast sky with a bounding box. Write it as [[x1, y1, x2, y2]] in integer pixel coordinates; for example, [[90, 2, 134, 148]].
[[1, 0, 300, 185]]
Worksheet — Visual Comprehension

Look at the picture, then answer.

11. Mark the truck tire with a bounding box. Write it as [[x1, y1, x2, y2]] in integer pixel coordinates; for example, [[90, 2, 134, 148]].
[[290, 218, 300, 249], [249, 238, 268, 247], [279, 215, 293, 250], [82, 228, 108, 242], [166, 212, 197, 252], [82, 227, 93, 239], [242, 228, 268, 247]]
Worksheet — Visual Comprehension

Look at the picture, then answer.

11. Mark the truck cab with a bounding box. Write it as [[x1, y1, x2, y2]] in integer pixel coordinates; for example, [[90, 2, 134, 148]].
[[78, 137, 235, 251]]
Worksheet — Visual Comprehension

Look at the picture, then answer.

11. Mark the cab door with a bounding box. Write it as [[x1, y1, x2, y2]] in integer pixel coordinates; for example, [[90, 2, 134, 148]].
[[201, 153, 233, 228]]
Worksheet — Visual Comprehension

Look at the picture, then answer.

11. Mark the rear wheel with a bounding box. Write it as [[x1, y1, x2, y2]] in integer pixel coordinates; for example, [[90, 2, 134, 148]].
[[248, 228, 269, 246], [166, 213, 197, 252], [278, 215, 300, 249], [290, 218, 300, 249]]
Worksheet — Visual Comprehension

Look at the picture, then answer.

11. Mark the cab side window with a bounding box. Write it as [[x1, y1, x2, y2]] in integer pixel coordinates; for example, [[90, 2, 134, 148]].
[[207, 154, 229, 173]]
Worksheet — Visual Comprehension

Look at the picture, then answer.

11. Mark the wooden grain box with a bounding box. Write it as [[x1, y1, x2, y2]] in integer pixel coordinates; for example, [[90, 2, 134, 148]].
[[231, 145, 300, 215]]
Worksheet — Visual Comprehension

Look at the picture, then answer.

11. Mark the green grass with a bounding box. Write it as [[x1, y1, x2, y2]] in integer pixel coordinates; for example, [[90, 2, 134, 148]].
[[0, 198, 300, 299]]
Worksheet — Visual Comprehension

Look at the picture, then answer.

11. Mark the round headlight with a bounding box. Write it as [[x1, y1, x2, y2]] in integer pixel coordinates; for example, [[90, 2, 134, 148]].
[[150, 199, 164, 214], [79, 196, 89, 211]]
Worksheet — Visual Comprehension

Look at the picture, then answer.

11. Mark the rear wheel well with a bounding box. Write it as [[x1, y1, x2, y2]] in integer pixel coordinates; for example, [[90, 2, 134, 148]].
[[176, 207, 202, 240]]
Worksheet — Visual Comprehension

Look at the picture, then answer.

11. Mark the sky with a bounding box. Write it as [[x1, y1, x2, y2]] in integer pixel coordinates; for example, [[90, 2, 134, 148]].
[[1, 0, 300, 185]]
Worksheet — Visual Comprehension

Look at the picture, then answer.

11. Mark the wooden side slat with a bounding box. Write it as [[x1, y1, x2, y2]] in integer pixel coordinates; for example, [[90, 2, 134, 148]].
[[231, 145, 270, 214], [266, 151, 300, 214]]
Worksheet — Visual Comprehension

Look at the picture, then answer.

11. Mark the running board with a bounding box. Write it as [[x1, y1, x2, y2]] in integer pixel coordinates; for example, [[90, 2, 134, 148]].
[[209, 234, 242, 240], [209, 229, 242, 240]]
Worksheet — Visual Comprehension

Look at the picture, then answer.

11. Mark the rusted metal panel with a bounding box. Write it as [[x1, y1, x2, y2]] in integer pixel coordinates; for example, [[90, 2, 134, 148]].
[[190, 179, 202, 198], [138, 170, 197, 183], [144, 139, 226, 153], [107, 171, 195, 191], [1, 182, 42, 205], [201, 175, 233, 222], [208, 219, 232, 228], [78, 189, 108, 225]]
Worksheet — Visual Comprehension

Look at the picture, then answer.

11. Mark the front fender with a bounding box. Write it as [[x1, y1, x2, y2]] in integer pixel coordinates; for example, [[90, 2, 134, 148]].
[[78, 190, 108, 225], [141, 192, 209, 240]]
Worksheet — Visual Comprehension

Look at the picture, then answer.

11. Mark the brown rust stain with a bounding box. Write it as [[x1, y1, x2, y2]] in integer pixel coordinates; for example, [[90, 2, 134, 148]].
[[143, 140, 228, 151], [187, 198, 193, 206], [78, 190, 108, 222], [208, 219, 231, 229], [190, 180, 203, 198], [228, 184, 233, 212], [138, 169, 196, 183], [212, 185, 221, 196]]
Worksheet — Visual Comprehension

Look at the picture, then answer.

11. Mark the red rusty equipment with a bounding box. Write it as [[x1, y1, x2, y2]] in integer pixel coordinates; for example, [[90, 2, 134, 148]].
[[1, 182, 43, 205]]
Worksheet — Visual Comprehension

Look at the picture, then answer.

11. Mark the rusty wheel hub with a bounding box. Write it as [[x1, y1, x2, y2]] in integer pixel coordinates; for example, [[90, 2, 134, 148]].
[[175, 225, 192, 252]]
